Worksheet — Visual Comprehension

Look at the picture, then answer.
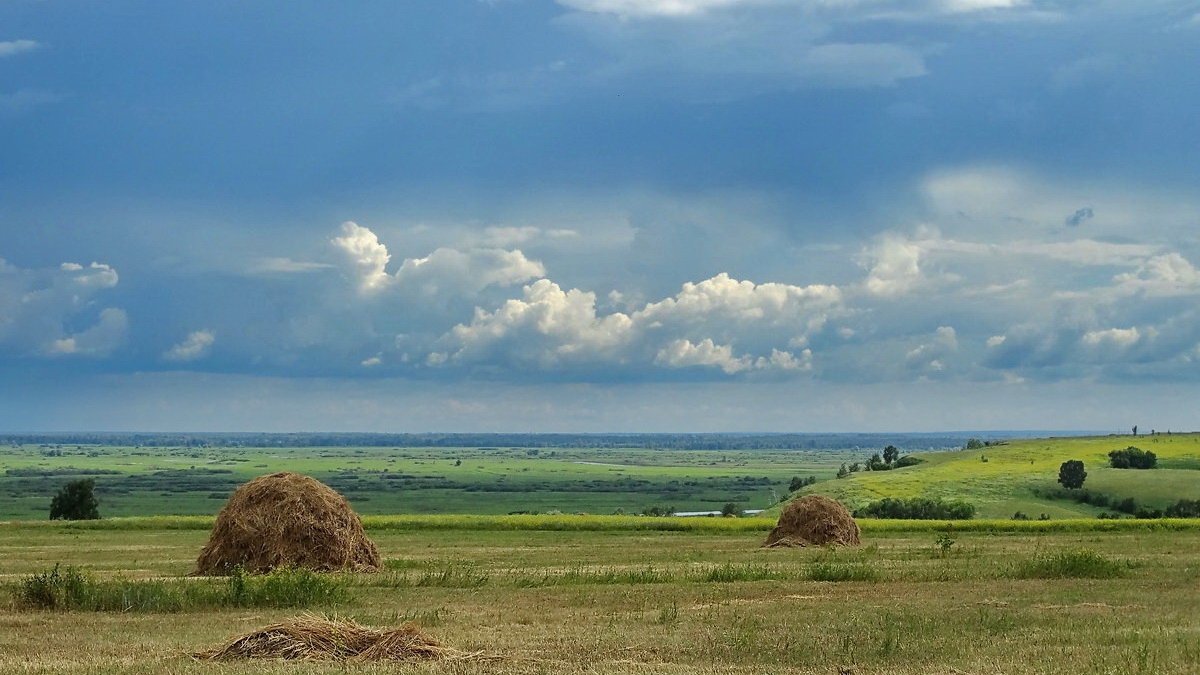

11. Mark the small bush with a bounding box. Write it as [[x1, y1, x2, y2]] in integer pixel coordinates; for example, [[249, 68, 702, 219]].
[[1012, 549, 1131, 579], [18, 564, 89, 609], [934, 532, 955, 556], [1166, 499, 1200, 518], [1114, 497, 1139, 514]]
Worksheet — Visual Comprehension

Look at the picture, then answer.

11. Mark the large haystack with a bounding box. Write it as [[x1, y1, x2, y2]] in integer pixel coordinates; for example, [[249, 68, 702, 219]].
[[194, 472, 381, 575], [763, 495, 861, 548], [195, 614, 487, 662]]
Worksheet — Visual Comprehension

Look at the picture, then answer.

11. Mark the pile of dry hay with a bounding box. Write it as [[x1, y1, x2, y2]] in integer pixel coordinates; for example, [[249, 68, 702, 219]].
[[194, 472, 382, 575], [763, 494, 861, 548], [196, 614, 487, 663]]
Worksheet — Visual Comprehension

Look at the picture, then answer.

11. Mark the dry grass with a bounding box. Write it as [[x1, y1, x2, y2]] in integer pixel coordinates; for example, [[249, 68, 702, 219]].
[[195, 614, 491, 663]]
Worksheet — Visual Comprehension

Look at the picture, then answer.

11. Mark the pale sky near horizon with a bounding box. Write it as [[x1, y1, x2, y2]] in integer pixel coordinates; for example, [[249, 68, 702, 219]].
[[2, 1, 1199, 432]]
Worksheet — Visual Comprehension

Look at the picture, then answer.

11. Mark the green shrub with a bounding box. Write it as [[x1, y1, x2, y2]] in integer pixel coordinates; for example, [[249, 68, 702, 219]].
[[1108, 447, 1157, 469], [1166, 499, 1200, 518], [18, 564, 89, 609]]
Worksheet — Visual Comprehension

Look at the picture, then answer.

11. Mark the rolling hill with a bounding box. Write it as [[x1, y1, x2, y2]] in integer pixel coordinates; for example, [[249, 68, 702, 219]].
[[803, 433, 1200, 519]]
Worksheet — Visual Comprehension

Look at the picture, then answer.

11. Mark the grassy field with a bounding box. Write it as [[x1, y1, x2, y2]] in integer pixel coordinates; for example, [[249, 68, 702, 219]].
[[1, 522, 1197, 673], [0, 444, 862, 520], [4, 434, 1198, 522], [805, 433, 1200, 519]]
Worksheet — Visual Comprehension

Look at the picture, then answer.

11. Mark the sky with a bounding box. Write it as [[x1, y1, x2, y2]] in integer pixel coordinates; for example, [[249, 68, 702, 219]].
[[1, 0, 1199, 432]]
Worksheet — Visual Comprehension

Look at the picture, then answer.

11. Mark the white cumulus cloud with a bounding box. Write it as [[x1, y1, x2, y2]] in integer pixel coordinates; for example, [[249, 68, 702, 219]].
[[164, 330, 216, 362], [438, 272, 838, 377], [331, 221, 545, 297]]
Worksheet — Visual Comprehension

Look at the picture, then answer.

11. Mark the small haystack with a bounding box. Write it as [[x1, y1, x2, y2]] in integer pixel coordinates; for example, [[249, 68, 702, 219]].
[[763, 495, 861, 548], [194, 472, 381, 575], [196, 614, 485, 662]]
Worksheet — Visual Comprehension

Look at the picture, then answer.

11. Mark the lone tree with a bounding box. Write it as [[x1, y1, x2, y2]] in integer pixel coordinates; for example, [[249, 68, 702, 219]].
[[49, 478, 100, 520], [866, 453, 885, 471], [721, 502, 741, 517], [883, 445, 900, 465], [1058, 460, 1087, 490]]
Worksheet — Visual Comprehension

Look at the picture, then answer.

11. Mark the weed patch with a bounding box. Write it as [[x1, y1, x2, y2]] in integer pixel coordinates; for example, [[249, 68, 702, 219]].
[[1011, 549, 1132, 579], [13, 565, 346, 611]]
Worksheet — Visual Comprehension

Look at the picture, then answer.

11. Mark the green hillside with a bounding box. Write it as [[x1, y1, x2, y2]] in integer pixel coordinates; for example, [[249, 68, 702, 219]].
[[804, 433, 1200, 519]]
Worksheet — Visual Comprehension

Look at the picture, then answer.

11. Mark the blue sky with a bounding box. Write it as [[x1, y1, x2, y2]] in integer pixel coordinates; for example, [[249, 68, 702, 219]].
[[2, 0, 1199, 432]]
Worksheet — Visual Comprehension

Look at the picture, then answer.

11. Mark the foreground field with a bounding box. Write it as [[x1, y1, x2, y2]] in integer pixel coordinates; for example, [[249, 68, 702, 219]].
[[1, 523, 1197, 674]]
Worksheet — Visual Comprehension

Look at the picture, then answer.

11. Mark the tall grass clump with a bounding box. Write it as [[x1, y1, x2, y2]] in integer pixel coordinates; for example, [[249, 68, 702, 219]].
[[14, 565, 346, 612], [225, 566, 347, 607], [1011, 549, 1132, 579]]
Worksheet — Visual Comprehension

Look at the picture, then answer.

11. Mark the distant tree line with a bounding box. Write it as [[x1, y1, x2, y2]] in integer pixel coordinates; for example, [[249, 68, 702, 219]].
[[1036, 486, 1199, 519], [853, 497, 976, 520], [0, 432, 1013, 452]]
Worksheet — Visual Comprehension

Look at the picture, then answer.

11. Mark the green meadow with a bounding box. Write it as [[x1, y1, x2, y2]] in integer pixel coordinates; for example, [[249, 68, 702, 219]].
[[0, 443, 860, 520], [3, 433, 1199, 522]]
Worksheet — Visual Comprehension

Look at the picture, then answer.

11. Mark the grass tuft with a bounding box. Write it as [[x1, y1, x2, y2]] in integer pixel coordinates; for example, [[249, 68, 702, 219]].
[[14, 564, 346, 612], [1010, 548, 1132, 579]]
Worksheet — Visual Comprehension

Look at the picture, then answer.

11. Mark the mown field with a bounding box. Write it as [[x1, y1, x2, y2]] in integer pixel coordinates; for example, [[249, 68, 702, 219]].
[[1, 521, 1198, 674], [0, 444, 861, 520], [806, 433, 1200, 519]]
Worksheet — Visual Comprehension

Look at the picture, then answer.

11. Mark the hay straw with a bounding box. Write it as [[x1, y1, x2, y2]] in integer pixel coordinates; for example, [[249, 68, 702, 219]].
[[196, 614, 492, 662], [763, 495, 861, 548], [195, 472, 382, 575]]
